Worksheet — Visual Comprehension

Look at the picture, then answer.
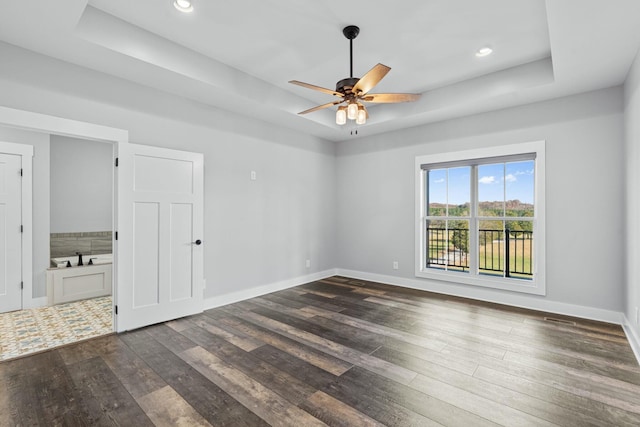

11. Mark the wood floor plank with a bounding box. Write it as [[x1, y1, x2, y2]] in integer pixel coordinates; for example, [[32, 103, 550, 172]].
[[179, 325, 317, 405], [67, 356, 154, 426], [364, 295, 516, 333], [232, 307, 418, 385], [190, 314, 265, 352], [474, 365, 640, 426], [373, 344, 479, 376], [474, 353, 640, 414], [328, 366, 497, 427], [137, 385, 211, 427], [276, 289, 347, 312], [393, 349, 606, 427], [56, 334, 122, 366], [144, 323, 199, 354], [317, 278, 390, 296], [217, 314, 353, 376], [181, 346, 328, 427], [409, 373, 557, 426], [249, 344, 338, 390], [304, 307, 449, 352], [298, 391, 387, 427], [3, 350, 109, 426], [503, 348, 640, 384], [100, 338, 167, 400], [248, 305, 383, 354], [121, 329, 268, 426]]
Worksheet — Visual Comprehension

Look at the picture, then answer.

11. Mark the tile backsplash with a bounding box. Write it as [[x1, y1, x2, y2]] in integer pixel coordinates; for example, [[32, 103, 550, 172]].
[[50, 231, 112, 258]]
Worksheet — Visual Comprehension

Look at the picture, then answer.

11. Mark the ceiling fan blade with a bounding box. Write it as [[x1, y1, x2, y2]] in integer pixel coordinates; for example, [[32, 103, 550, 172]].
[[289, 80, 343, 97], [360, 93, 421, 103], [298, 100, 344, 115], [352, 63, 391, 95]]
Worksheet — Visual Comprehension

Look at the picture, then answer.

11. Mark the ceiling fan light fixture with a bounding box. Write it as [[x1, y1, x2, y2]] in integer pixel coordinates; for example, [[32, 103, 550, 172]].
[[289, 25, 420, 126], [173, 0, 193, 13], [347, 102, 358, 120], [356, 106, 367, 125], [336, 106, 347, 125], [475, 46, 493, 57]]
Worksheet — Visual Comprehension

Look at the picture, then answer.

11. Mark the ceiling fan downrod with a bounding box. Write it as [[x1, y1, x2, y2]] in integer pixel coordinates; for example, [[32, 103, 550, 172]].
[[343, 25, 359, 79]]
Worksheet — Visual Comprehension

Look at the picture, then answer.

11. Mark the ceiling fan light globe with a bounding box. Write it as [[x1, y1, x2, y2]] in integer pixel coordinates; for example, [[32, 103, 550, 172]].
[[347, 103, 358, 120], [336, 107, 347, 125], [356, 108, 367, 125]]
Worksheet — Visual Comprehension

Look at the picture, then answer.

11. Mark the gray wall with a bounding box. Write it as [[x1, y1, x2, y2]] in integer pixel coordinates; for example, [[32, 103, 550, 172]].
[[625, 47, 640, 335], [0, 43, 336, 300], [0, 126, 50, 298], [0, 41, 629, 318], [336, 86, 625, 313], [50, 135, 113, 233]]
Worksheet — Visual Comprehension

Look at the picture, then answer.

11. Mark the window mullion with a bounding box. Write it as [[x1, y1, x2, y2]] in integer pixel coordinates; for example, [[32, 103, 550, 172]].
[[469, 165, 478, 275]]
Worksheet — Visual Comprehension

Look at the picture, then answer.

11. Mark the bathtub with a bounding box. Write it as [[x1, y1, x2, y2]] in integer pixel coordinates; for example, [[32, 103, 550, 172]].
[[51, 253, 113, 268], [46, 253, 113, 305]]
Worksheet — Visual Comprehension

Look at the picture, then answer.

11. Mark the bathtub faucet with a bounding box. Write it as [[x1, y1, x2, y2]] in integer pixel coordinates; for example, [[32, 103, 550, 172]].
[[76, 252, 83, 266]]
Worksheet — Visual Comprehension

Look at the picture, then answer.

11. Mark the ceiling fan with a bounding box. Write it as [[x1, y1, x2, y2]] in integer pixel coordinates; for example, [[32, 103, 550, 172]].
[[289, 25, 421, 126]]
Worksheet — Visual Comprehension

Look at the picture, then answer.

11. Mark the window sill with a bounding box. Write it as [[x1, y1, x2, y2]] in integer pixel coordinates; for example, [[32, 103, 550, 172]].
[[415, 268, 545, 296]]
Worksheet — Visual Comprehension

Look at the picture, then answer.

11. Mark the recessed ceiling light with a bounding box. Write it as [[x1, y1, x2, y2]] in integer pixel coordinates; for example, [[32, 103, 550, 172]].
[[475, 47, 493, 57], [173, 0, 193, 13]]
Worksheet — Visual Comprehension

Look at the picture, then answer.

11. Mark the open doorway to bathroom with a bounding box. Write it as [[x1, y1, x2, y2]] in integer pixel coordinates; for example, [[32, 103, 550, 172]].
[[0, 135, 114, 361]]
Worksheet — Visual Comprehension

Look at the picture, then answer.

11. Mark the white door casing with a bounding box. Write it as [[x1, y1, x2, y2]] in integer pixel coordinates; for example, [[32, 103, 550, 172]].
[[0, 153, 22, 313], [116, 143, 204, 332]]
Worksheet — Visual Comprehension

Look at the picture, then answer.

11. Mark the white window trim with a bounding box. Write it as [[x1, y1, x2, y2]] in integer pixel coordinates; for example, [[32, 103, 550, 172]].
[[415, 140, 546, 296]]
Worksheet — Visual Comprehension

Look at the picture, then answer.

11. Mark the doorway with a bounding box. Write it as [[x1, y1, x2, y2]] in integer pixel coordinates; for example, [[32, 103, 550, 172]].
[[0, 106, 205, 343], [0, 134, 116, 360]]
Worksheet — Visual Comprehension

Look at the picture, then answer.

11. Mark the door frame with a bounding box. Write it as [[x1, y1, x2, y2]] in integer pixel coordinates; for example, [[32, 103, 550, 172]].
[[0, 141, 33, 310], [0, 106, 127, 328]]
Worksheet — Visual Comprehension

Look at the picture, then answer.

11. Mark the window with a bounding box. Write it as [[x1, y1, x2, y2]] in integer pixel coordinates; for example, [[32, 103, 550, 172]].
[[415, 141, 545, 295]]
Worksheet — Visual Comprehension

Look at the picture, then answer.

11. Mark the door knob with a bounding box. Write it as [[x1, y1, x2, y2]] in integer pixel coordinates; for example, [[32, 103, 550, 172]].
[[193, 239, 202, 245]]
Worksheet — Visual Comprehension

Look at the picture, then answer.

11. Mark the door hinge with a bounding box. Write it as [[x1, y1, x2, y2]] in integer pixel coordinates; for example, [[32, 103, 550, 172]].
[[115, 305, 118, 315], [20, 225, 23, 233], [115, 231, 118, 240], [115, 158, 119, 167], [20, 168, 23, 177], [20, 281, 23, 290]]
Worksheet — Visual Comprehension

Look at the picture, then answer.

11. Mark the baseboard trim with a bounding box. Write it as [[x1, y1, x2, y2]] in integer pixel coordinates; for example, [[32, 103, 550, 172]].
[[336, 269, 623, 325], [203, 269, 338, 311], [24, 296, 47, 309], [622, 315, 640, 366]]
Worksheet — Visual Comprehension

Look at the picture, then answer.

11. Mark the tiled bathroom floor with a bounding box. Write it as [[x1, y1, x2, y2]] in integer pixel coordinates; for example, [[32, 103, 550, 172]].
[[0, 296, 113, 361]]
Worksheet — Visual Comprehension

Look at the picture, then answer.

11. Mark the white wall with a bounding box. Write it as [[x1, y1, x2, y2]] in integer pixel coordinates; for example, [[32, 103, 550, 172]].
[[0, 126, 49, 298], [624, 48, 640, 339], [50, 135, 112, 233], [0, 43, 336, 300], [337, 87, 625, 318]]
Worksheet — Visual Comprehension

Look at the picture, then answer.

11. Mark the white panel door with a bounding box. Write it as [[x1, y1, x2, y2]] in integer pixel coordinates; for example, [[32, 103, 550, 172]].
[[116, 143, 204, 332], [0, 153, 22, 313]]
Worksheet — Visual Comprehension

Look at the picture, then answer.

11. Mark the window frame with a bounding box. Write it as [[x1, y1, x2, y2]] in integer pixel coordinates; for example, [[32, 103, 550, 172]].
[[415, 141, 546, 295]]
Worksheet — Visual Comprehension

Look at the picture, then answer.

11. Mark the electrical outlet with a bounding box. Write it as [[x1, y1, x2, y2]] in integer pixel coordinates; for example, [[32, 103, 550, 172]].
[[393, 261, 399, 270], [250, 170, 257, 181], [306, 259, 311, 268]]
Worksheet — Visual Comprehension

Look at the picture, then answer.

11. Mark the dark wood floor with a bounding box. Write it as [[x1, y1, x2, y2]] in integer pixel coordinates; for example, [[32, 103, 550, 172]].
[[1, 276, 640, 426]]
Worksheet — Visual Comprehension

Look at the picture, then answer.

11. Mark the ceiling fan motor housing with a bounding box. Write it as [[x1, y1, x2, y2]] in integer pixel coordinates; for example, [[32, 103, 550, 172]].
[[336, 77, 360, 94]]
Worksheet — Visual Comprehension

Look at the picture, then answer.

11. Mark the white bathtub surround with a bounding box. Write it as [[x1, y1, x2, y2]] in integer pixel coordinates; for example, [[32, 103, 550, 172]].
[[46, 254, 112, 305]]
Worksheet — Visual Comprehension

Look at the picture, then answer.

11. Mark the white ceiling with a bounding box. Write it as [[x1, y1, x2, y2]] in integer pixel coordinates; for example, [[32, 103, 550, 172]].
[[0, 0, 639, 142]]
